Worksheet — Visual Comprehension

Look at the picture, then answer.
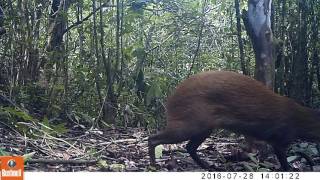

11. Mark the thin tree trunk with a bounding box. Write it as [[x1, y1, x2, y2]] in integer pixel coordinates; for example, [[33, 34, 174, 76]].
[[0, 5, 5, 36], [98, 0, 114, 125], [77, 1, 84, 62], [62, 16, 69, 113], [234, 0, 248, 75], [117, 0, 125, 96], [101, 0, 119, 125], [291, 0, 308, 105], [92, 0, 105, 124], [275, 0, 286, 95], [46, 0, 71, 116], [308, 0, 319, 105], [115, 0, 120, 73], [188, 0, 207, 77]]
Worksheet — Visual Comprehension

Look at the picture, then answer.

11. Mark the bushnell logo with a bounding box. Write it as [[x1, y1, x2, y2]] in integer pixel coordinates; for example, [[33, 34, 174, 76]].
[[7, 159, 16, 168], [0, 156, 24, 180]]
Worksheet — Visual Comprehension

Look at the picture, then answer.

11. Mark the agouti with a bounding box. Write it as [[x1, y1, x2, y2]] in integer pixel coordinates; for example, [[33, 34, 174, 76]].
[[148, 71, 320, 171]]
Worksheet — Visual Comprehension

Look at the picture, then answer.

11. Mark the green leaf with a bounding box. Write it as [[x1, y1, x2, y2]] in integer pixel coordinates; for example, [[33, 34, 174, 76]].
[[259, 161, 276, 168], [41, 117, 52, 131], [23, 152, 36, 162], [0, 148, 10, 156], [287, 156, 299, 163], [109, 164, 126, 172], [299, 143, 309, 148], [257, 168, 271, 172], [40, 117, 68, 135], [247, 153, 259, 164], [3, 107, 33, 121], [52, 123, 68, 135], [310, 147, 318, 154], [53, 84, 64, 91], [132, 48, 146, 60], [146, 82, 161, 105], [148, 165, 157, 171], [97, 160, 109, 168], [0, 110, 11, 120], [241, 161, 255, 172], [155, 145, 164, 159]]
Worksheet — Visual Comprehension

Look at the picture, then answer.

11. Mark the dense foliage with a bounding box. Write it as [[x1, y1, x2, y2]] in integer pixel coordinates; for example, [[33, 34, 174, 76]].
[[0, 0, 319, 132]]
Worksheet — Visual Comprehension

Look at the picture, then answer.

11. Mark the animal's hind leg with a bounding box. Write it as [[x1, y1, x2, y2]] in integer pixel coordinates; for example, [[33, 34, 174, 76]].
[[186, 130, 212, 169], [148, 128, 191, 166], [273, 146, 290, 171]]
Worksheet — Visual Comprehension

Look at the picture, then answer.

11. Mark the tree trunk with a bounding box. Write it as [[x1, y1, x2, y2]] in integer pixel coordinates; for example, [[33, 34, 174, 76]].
[[291, 0, 308, 105], [188, 0, 207, 77], [92, 0, 106, 125], [275, 0, 287, 95], [307, 0, 319, 105], [243, 0, 275, 89], [46, 0, 75, 116], [0, 5, 6, 36], [234, 0, 248, 75]]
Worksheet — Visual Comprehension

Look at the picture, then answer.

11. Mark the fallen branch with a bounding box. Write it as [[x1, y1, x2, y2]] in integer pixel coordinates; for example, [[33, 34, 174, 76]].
[[27, 159, 98, 164]]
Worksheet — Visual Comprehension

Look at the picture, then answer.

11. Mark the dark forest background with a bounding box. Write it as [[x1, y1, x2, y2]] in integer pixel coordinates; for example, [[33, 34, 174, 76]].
[[0, 0, 319, 141]]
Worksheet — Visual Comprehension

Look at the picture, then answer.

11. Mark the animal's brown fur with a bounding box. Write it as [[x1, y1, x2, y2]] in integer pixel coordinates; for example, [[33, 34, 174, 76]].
[[149, 71, 320, 171]]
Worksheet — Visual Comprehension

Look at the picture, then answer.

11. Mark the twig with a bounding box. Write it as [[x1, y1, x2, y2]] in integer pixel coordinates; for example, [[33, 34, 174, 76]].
[[99, 138, 138, 146], [63, 0, 112, 35], [27, 159, 98, 164], [17, 122, 80, 151]]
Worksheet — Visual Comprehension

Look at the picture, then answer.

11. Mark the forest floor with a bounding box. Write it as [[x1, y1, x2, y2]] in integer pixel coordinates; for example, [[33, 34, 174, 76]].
[[1, 123, 320, 172]]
